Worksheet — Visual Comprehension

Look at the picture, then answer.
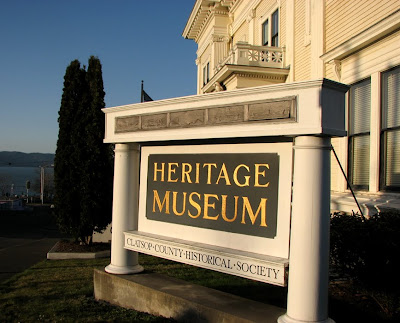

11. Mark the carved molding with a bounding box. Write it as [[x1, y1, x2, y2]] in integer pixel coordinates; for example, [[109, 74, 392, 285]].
[[115, 97, 297, 134], [212, 34, 230, 43], [329, 60, 341, 81], [214, 82, 225, 92], [235, 73, 287, 81], [247, 9, 256, 23]]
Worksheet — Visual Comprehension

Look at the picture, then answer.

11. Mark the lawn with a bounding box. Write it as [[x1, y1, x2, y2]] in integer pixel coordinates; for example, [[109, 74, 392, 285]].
[[0, 255, 398, 322]]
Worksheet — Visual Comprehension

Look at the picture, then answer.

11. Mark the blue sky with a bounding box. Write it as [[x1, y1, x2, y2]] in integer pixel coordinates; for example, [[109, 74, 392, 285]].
[[0, 0, 197, 154]]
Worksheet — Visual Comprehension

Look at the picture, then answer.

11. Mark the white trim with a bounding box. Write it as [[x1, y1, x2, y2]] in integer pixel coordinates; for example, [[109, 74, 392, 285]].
[[369, 72, 381, 193]]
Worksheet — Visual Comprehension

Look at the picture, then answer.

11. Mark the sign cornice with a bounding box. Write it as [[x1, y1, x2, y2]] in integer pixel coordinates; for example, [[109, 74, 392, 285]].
[[103, 79, 347, 114]]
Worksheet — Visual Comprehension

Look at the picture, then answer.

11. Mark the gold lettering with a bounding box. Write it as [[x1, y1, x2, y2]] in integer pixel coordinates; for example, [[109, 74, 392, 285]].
[[241, 197, 267, 227], [154, 163, 165, 182], [216, 163, 231, 186], [203, 163, 217, 184], [221, 195, 238, 222], [188, 192, 201, 218], [152, 190, 170, 214], [195, 163, 200, 183], [172, 191, 187, 216], [254, 164, 270, 187], [167, 163, 179, 182], [203, 193, 219, 220], [181, 163, 193, 183], [233, 164, 250, 187]]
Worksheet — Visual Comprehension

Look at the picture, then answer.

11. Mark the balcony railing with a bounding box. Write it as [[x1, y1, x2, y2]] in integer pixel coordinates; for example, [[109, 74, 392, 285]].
[[215, 42, 285, 73]]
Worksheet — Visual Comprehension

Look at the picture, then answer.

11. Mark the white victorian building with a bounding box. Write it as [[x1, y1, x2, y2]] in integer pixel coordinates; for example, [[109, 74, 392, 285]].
[[183, 0, 400, 215]]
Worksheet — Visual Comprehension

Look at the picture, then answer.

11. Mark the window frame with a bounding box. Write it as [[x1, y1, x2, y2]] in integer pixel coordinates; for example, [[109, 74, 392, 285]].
[[380, 65, 400, 191], [262, 19, 269, 46], [261, 8, 279, 47], [348, 78, 372, 190], [202, 62, 210, 87]]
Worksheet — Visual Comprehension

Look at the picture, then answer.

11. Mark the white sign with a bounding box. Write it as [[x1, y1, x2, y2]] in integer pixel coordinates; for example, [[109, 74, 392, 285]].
[[124, 142, 293, 285], [124, 231, 287, 286]]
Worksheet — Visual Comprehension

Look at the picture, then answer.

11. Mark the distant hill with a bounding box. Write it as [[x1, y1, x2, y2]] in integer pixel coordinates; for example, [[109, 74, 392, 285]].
[[0, 151, 55, 167]]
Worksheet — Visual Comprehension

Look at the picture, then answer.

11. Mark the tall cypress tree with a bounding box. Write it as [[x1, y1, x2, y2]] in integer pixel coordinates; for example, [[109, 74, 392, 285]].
[[54, 57, 113, 244], [80, 56, 113, 242], [54, 60, 87, 239]]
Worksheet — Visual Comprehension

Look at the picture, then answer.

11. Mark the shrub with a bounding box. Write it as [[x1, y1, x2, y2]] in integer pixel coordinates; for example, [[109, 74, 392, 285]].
[[330, 210, 400, 291]]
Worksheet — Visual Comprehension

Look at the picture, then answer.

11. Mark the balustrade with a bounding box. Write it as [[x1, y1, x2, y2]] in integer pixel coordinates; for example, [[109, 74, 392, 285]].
[[215, 42, 285, 73]]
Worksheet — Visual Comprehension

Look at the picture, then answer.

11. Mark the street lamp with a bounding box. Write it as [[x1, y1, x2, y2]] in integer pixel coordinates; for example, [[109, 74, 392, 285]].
[[26, 180, 30, 203], [39, 164, 54, 205]]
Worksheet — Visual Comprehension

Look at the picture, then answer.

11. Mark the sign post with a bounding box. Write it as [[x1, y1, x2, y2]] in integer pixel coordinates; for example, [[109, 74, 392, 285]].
[[278, 136, 333, 323], [105, 143, 143, 275]]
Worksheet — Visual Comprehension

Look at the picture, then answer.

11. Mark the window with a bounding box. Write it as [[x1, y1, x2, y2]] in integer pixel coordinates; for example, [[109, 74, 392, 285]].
[[262, 9, 279, 47], [348, 78, 371, 189], [262, 19, 269, 46], [271, 9, 279, 47], [381, 66, 400, 190], [202, 62, 209, 86]]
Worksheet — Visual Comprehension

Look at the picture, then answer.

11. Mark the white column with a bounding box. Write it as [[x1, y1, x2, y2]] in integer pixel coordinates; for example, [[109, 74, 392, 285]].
[[279, 136, 334, 323], [105, 143, 144, 275]]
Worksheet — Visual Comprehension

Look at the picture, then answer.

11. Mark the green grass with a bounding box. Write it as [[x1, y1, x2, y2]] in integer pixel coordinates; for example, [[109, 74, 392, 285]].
[[0, 255, 398, 322], [0, 255, 286, 322], [0, 257, 172, 322]]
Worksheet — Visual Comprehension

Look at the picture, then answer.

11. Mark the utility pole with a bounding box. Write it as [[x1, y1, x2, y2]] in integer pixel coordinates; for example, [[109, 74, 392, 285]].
[[26, 180, 30, 203], [40, 166, 44, 205]]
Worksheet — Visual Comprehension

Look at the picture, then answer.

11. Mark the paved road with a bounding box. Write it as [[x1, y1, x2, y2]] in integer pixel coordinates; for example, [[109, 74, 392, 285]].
[[0, 206, 63, 282]]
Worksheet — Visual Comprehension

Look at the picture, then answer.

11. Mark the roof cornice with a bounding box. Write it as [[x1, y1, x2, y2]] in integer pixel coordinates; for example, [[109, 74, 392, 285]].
[[182, 0, 232, 42]]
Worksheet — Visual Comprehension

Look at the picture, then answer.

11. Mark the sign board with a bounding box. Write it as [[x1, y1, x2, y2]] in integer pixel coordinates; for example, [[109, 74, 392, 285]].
[[125, 142, 293, 286]]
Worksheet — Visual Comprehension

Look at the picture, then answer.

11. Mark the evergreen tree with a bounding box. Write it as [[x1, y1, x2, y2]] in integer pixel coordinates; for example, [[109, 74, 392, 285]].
[[54, 57, 113, 244], [80, 56, 113, 242], [54, 60, 86, 239]]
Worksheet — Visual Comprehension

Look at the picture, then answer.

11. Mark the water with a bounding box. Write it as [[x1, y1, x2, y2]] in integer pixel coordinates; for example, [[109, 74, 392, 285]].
[[0, 166, 54, 197]]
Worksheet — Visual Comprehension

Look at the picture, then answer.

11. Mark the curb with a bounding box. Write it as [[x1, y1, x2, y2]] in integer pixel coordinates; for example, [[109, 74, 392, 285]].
[[94, 269, 285, 322], [47, 241, 110, 260]]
